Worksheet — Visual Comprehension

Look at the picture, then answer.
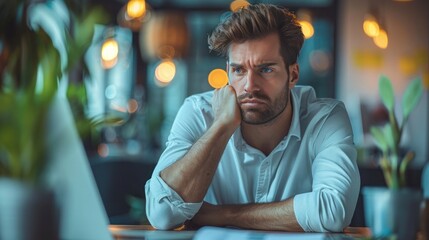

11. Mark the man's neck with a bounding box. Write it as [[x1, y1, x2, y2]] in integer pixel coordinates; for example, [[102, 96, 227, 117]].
[[240, 96, 293, 156]]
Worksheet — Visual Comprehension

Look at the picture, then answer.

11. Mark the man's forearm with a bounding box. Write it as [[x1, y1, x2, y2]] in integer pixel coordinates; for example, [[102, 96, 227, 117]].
[[191, 199, 303, 231], [160, 122, 236, 202]]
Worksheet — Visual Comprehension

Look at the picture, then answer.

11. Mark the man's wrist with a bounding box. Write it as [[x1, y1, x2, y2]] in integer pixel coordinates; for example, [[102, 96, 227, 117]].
[[219, 204, 237, 227], [211, 120, 239, 136]]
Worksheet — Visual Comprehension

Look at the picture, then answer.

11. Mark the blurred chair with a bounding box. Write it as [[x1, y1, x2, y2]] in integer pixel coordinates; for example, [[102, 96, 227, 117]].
[[90, 158, 155, 225]]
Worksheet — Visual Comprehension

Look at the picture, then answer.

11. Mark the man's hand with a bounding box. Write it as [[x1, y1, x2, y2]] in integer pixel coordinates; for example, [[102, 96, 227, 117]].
[[212, 85, 241, 129]]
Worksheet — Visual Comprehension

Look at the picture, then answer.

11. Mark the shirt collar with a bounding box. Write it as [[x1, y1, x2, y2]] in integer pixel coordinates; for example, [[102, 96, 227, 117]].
[[288, 88, 302, 141]]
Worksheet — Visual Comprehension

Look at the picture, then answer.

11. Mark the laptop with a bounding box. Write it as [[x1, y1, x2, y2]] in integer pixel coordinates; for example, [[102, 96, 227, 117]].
[[43, 95, 113, 240], [43, 95, 195, 240]]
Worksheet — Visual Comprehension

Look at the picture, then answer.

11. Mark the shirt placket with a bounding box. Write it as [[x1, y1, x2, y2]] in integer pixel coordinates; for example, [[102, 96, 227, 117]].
[[255, 158, 271, 203]]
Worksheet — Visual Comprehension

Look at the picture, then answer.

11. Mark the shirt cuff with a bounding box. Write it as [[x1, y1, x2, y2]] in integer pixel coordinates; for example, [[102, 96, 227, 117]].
[[152, 174, 203, 219], [293, 192, 321, 232]]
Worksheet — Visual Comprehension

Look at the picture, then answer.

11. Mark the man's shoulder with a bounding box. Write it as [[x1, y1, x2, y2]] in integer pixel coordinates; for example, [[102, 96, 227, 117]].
[[293, 86, 346, 118], [182, 90, 214, 115], [185, 90, 213, 105]]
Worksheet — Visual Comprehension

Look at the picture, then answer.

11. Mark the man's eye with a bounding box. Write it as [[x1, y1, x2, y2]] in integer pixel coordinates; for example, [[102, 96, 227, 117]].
[[260, 67, 273, 73], [233, 67, 244, 74]]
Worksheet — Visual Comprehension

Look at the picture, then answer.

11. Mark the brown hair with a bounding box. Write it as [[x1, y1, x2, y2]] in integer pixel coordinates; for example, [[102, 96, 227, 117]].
[[208, 4, 304, 67]]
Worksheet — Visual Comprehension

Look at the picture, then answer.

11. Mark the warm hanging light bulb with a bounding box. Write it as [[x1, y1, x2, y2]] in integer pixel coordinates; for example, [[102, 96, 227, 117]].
[[127, 0, 146, 19], [299, 20, 314, 39], [363, 14, 380, 37], [101, 38, 119, 68], [373, 29, 388, 49]]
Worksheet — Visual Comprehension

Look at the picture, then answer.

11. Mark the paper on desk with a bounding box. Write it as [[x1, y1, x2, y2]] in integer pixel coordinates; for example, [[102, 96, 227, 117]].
[[193, 226, 326, 240]]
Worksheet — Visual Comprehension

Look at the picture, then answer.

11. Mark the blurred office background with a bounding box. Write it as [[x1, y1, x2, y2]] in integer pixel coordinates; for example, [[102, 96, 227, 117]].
[[33, 0, 428, 225], [79, 0, 428, 166], [82, 0, 340, 163]]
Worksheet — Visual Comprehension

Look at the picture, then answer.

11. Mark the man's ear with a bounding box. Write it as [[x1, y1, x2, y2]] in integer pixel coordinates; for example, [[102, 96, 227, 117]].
[[288, 63, 299, 88]]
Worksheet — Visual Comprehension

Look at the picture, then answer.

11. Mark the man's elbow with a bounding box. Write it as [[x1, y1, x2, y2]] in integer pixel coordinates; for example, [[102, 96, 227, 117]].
[[319, 197, 352, 232], [321, 213, 349, 232], [315, 189, 358, 232], [146, 197, 185, 230], [148, 215, 180, 230]]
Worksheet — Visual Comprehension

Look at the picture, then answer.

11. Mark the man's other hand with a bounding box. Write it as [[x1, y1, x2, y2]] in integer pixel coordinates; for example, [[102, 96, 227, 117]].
[[212, 85, 241, 129]]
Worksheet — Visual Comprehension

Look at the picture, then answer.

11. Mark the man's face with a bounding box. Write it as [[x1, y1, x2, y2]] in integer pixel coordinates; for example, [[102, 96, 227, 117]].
[[227, 32, 297, 125]]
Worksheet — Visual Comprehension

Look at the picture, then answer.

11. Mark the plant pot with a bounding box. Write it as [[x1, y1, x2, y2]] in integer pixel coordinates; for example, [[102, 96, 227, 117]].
[[0, 178, 59, 240], [362, 186, 422, 240]]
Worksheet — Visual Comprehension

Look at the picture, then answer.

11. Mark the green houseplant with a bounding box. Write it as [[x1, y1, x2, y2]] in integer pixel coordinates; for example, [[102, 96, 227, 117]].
[[363, 75, 424, 240], [0, 1, 106, 239], [370, 75, 423, 189], [0, 0, 105, 183]]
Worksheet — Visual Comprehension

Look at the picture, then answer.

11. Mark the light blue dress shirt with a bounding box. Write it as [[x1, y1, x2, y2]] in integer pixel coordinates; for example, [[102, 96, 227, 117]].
[[145, 86, 360, 232]]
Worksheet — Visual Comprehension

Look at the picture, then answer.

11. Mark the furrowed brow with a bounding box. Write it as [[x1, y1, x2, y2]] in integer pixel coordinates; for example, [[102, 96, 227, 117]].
[[229, 63, 277, 68], [256, 63, 277, 68], [229, 63, 242, 68]]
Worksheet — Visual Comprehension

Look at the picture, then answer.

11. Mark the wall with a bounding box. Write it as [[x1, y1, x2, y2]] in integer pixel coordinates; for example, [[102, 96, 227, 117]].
[[337, 0, 429, 167]]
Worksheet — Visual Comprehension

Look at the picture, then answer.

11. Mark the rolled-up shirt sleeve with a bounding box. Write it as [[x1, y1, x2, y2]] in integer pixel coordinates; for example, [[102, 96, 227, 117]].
[[145, 173, 202, 229], [145, 95, 211, 230], [293, 103, 360, 232]]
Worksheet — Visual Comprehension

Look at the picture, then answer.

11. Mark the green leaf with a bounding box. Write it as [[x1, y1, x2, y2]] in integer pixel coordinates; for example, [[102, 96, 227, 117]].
[[388, 112, 400, 146], [382, 124, 395, 151], [379, 75, 395, 113], [399, 151, 414, 188], [402, 77, 423, 120], [370, 126, 388, 153]]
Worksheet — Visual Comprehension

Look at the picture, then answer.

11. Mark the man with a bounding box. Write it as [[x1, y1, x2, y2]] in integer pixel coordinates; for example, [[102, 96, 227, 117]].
[[145, 3, 360, 232]]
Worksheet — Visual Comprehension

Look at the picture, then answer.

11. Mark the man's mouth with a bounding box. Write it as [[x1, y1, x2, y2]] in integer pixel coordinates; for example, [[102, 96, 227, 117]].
[[240, 99, 266, 108]]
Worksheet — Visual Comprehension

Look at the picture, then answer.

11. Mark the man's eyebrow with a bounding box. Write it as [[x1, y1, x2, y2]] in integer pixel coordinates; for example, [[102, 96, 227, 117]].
[[256, 62, 277, 68], [229, 63, 242, 68], [229, 62, 278, 68]]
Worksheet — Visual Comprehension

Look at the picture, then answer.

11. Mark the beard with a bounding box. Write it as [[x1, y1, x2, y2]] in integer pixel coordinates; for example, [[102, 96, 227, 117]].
[[238, 84, 289, 125]]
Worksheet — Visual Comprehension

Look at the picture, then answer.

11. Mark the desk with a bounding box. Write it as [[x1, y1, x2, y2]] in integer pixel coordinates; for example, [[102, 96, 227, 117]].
[[109, 225, 371, 240]]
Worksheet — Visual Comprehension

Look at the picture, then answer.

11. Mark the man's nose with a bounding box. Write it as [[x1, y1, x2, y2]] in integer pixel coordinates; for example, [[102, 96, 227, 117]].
[[244, 71, 260, 92]]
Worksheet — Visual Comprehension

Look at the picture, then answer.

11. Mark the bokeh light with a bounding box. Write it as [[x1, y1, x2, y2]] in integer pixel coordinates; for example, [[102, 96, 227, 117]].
[[310, 50, 331, 73], [105, 85, 117, 99], [208, 69, 228, 89], [363, 16, 380, 37], [101, 39, 119, 61], [230, 0, 250, 12], [155, 60, 176, 85], [127, 99, 139, 113], [299, 20, 314, 39], [373, 29, 388, 49], [98, 143, 109, 157], [127, 0, 146, 19], [101, 38, 119, 68]]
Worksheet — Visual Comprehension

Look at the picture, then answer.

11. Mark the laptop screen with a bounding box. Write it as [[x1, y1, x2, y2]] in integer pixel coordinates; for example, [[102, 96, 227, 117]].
[[43, 95, 113, 240]]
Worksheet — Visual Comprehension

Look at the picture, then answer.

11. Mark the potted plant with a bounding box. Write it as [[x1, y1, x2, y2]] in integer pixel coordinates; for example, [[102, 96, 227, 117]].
[[362, 75, 424, 240], [0, 1, 105, 239]]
